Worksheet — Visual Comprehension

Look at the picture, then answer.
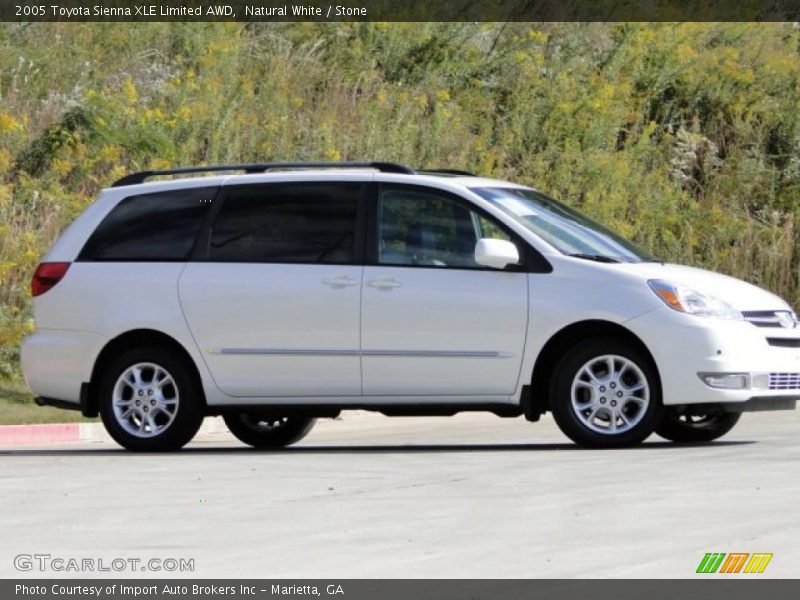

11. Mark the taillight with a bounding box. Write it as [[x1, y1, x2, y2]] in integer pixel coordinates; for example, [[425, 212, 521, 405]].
[[31, 262, 71, 297]]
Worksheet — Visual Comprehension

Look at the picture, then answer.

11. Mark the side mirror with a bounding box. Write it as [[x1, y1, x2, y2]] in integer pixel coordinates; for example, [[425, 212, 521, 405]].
[[474, 238, 520, 270]]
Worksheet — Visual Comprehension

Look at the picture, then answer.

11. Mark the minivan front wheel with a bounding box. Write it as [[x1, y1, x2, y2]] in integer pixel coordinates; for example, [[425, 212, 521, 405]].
[[223, 412, 316, 448], [99, 347, 204, 451], [550, 338, 663, 448]]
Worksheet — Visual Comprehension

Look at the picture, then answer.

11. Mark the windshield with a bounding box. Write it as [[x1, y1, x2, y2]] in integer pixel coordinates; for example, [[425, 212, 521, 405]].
[[471, 187, 655, 263]]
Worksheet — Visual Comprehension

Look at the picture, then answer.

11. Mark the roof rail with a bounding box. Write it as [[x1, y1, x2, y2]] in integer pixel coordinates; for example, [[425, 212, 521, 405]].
[[418, 168, 476, 176], [111, 161, 416, 187]]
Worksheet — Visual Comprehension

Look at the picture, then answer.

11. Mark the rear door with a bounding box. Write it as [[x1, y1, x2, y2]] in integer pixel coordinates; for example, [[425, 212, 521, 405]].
[[179, 181, 366, 398], [360, 184, 529, 397]]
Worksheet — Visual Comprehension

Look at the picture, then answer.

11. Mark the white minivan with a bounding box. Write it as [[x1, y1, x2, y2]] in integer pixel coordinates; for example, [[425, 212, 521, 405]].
[[20, 162, 800, 450]]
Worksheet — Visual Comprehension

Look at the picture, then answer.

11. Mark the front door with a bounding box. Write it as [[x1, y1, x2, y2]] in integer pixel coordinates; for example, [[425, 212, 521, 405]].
[[361, 184, 529, 397], [179, 181, 366, 398]]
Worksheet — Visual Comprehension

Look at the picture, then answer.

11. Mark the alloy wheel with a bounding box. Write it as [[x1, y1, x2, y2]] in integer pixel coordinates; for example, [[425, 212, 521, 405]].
[[112, 362, 180, 438], [570, 354, 650, 435]]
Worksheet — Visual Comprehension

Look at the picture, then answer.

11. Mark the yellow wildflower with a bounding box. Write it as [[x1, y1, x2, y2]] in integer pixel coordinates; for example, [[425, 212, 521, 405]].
[[122, 77, 138, 105], [0, 111, 19, 133]]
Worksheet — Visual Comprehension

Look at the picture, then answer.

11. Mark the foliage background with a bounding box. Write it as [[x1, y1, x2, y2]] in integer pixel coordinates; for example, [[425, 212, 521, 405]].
[[1, 22, 800, 379]]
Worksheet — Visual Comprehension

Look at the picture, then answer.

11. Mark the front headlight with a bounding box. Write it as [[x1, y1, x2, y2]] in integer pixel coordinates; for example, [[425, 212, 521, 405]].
[[648, 279, 743, 320]]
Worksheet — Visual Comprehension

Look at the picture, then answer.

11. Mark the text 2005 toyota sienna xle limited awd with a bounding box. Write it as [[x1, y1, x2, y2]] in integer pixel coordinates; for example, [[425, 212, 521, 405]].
[[21, 162, 800, 450]]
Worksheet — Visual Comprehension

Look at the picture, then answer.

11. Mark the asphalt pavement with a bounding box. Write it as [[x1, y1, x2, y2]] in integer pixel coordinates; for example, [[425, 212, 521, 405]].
[[1, 410, 798, 578]]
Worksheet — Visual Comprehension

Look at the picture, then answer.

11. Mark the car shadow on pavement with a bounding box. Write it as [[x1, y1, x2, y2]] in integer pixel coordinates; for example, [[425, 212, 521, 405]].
[[0, 440, 755, 456]]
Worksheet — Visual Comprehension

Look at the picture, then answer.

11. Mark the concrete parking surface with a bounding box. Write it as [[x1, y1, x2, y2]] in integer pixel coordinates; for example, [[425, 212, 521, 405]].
[[1, 410, 798, 578]]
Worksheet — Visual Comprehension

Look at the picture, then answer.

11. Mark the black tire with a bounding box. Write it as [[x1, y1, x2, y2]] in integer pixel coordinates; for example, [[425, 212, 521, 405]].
[[550, 337, 663, 448], [223, 412, 316, 448], [655, 409, 741, 443], [99, 346, 205, 452]]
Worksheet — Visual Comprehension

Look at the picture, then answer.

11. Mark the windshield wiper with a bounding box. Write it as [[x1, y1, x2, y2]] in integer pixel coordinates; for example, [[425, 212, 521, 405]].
[[567, 253, 621, 263]]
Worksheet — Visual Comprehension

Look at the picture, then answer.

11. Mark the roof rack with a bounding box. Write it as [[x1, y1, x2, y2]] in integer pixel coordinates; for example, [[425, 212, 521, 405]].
[[111, 161, 416, 187], [418, 169, 476, 176]]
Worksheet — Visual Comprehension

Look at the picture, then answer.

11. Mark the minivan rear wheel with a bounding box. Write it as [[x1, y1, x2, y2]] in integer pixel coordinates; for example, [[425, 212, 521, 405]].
[[550, 337, 663, 448], [655, 409, 741, 443], [223, 412, 316, 448], [99, 347, 204, 451]]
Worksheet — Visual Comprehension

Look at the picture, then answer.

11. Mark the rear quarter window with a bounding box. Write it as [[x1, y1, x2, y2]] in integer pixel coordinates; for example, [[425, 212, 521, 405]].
[[207, 182, 363, 264], [78, 187, 217, 261]]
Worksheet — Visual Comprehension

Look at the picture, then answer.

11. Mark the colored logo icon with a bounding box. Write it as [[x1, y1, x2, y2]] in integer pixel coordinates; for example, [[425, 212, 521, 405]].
[[697, 553, 773, 574]]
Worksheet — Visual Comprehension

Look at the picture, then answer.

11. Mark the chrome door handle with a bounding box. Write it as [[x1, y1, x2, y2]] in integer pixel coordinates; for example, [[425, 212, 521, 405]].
[[322, 275, 359, 288], [367, 277, 402, 290]]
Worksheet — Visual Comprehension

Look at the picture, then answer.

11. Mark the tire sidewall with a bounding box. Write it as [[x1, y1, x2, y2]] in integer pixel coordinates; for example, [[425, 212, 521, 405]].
[[550, 337, 663, 448], [223, 413, 316, 448], [99, 347, 204, 451], [656, 409, 741, 443]]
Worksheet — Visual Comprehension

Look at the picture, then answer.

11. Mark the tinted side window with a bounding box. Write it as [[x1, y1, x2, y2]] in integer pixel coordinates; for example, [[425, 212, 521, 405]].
[[79, 187, 216, 261], [208, 183, 362, 264]]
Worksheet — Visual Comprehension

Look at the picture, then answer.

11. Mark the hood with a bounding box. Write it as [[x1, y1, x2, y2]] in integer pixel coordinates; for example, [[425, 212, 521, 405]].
[[614, 263, 790, 311]]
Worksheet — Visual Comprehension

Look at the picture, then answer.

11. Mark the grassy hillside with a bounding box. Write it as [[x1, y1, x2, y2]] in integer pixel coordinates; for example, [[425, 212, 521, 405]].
[[1, 22, 800, 379]]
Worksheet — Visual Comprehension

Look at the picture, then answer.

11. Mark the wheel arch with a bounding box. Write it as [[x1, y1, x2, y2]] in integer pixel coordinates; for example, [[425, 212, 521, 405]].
[[84, 329, 206, 417], [526, 320, 661, 420]]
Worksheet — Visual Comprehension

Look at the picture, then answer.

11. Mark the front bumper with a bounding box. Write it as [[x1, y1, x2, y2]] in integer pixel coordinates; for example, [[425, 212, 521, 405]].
[[626, 307, 800, 408], [697, 396, 799, 413]]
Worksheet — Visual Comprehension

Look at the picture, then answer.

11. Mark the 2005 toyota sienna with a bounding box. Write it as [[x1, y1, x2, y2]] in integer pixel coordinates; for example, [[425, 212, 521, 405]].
[[20, 161, 800, 450]]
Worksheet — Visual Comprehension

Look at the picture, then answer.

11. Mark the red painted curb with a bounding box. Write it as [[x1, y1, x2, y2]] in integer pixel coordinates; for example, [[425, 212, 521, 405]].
[[0, 423, 80, 446]]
